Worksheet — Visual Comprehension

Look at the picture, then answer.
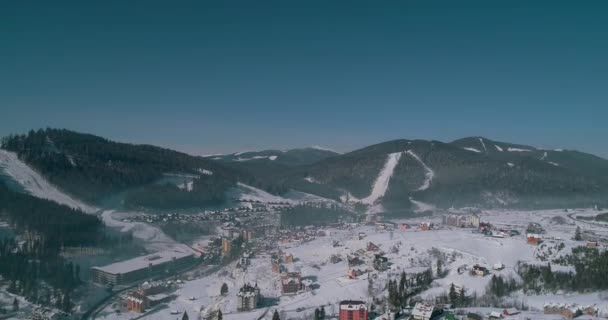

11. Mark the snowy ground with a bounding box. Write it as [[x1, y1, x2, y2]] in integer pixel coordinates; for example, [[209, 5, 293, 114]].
[[0, 149, 97, 213], [101, 210, 179, 252], [98, 208, 608, 320]]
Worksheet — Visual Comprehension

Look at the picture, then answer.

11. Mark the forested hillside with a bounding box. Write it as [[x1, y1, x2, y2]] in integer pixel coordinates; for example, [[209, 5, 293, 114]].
[[0, 129, 280, 209]]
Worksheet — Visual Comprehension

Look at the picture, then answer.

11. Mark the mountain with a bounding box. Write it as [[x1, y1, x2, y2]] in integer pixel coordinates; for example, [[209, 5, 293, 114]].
[[296, 138, 608, 211], [0, 129, 269, 209], [2, 129, 607, 213], [207, 147, 339, 166]]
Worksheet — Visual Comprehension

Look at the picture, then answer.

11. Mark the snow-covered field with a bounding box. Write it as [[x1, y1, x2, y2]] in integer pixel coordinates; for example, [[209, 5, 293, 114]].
[[98, 208, 608, 320], [0, 149, 97, 213]]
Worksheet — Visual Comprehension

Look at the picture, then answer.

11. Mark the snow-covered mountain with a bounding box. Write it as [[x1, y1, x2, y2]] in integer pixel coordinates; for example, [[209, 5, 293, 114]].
[[3, 129, 607, 214], [207, 147, 339, 166]]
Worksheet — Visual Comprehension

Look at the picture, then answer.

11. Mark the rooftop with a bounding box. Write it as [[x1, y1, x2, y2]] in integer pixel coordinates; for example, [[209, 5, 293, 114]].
[[92, 244, 194, 275]]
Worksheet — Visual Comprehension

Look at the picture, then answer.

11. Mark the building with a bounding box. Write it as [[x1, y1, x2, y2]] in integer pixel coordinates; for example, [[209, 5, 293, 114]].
[[281, 272, 303, 295], [411, 303, 436, 320], [367, 242, 380, 252], [222, 238, 232, 256], [527, 233, 542, 245], [544, 303, 599, 320], [420, 222, 432, 231], [236, 283, 261, 311], [472, 264, 489, 277], [373, 254, 389, 271], [241, 229, 254, 242], [587, 240, 599, 248], [91, 245, 195, 286], [503, 308, 520, 316], [126, 281, 173, 313], [339, 300, 367, 320], [443, 214, 481, 228]]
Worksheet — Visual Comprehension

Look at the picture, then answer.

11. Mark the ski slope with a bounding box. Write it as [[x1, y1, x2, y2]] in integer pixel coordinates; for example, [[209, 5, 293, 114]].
[[101, 210, 178, 252], [406, 150, 434, 191], [0, 149, 97, 213], [361, 152, 403, 205]]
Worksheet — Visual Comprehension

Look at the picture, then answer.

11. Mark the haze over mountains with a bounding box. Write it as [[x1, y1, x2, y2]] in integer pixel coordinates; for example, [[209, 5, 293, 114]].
[[1, 128, 607, 214]]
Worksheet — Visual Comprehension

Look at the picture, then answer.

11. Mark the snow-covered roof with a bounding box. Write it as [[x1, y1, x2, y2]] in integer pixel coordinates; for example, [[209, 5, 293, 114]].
[[412, 302, 434, 318], [92, 244, 194, 275]]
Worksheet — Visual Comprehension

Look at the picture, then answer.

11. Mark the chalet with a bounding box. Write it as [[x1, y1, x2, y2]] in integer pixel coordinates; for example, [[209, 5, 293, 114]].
[[399, 223, 410, 230], [488, 311, 502, 319], [587, 240, 599, 249], [493, 263, 505, 271], [503, 308, 520, 316], [348, 267, 367, 279], [373, 255, 389, 271], [236, 283, 261, 311], [544, 303, 584, 320], [367, 242, 380, 252], [526, 233, 541, 245], [281, 272, 303, 295], [420, 222, 432, 231], [472, 264, 489, 277], [339, 300, 368, 320], [411, 302, 437, 320], [126, 281, 172, 313]]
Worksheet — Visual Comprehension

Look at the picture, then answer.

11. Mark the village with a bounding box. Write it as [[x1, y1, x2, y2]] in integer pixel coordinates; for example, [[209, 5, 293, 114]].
[[78, 204, 608, 320]]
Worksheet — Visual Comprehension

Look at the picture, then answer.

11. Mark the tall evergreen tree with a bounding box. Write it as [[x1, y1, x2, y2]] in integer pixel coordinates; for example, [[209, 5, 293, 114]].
[[272, 310, 280, 320], [182, 311, 189, 320]]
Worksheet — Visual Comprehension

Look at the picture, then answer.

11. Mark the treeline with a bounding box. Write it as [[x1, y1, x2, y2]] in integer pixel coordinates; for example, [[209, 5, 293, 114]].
[[0, 238, 78, 312], [518, 246, 608, 293], [1, 128, 240, 204], [0, 184, 104, 312], [386, 269, 434, 309], [0, 184, 103, 249], [124, 175, 234, 209], [279, 203, 352, 227]]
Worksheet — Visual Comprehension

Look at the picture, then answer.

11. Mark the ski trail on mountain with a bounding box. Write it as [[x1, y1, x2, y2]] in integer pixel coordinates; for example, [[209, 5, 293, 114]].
[[409, 197, 436, 213], [478, 138, 487, 152], [361, 152, 403, 205], [406, 150, 434, 191], [0, 149, 97, 213]]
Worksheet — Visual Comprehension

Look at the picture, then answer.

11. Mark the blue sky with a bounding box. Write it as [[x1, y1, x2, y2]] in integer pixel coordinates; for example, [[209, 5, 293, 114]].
[[2, 1, 607, 157]]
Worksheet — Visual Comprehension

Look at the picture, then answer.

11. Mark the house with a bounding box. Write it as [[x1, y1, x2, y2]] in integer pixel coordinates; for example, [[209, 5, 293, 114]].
[[526, 233, 541, 245], [373, 254, 389, 271], [472, 264, 489, 277], [339, 300, 368, 320], [367, 242, 380, 252], [284, 253, 294, 264], [544, 303, 583, 320], [222, 238, 232, 255], [493, 263, 505, 271], [488, 310, 502, 319], [399, 223, 410, 230], [281, 272, 303, 295], [587, 241, 599, 248], [125, 281, 173, 313], [420, 222, 432, 231], [411, 302, 436, 320], [503, 308, 520, 316], [236, 283, 261, 311], [348, 267, 367, 279]]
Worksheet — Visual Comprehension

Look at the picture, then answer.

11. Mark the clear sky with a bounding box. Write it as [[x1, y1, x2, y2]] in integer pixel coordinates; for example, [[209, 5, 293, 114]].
[[2, 1, 607, 157]]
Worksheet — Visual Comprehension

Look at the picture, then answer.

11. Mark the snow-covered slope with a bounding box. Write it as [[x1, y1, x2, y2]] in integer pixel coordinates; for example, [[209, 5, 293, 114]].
[[0, 149, 97, 213], [361, 152, 403, 205], [406, 150, 434, 191]]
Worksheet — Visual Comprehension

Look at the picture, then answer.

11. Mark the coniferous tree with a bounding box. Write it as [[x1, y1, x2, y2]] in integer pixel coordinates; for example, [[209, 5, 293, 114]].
[[220, 283, 228, 295], [272, 310, 280, 320], [574, 226, 582, 241], [217, 309, 223, 320], [12, 297, 19, 312], [182, 311, 189, 320]]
